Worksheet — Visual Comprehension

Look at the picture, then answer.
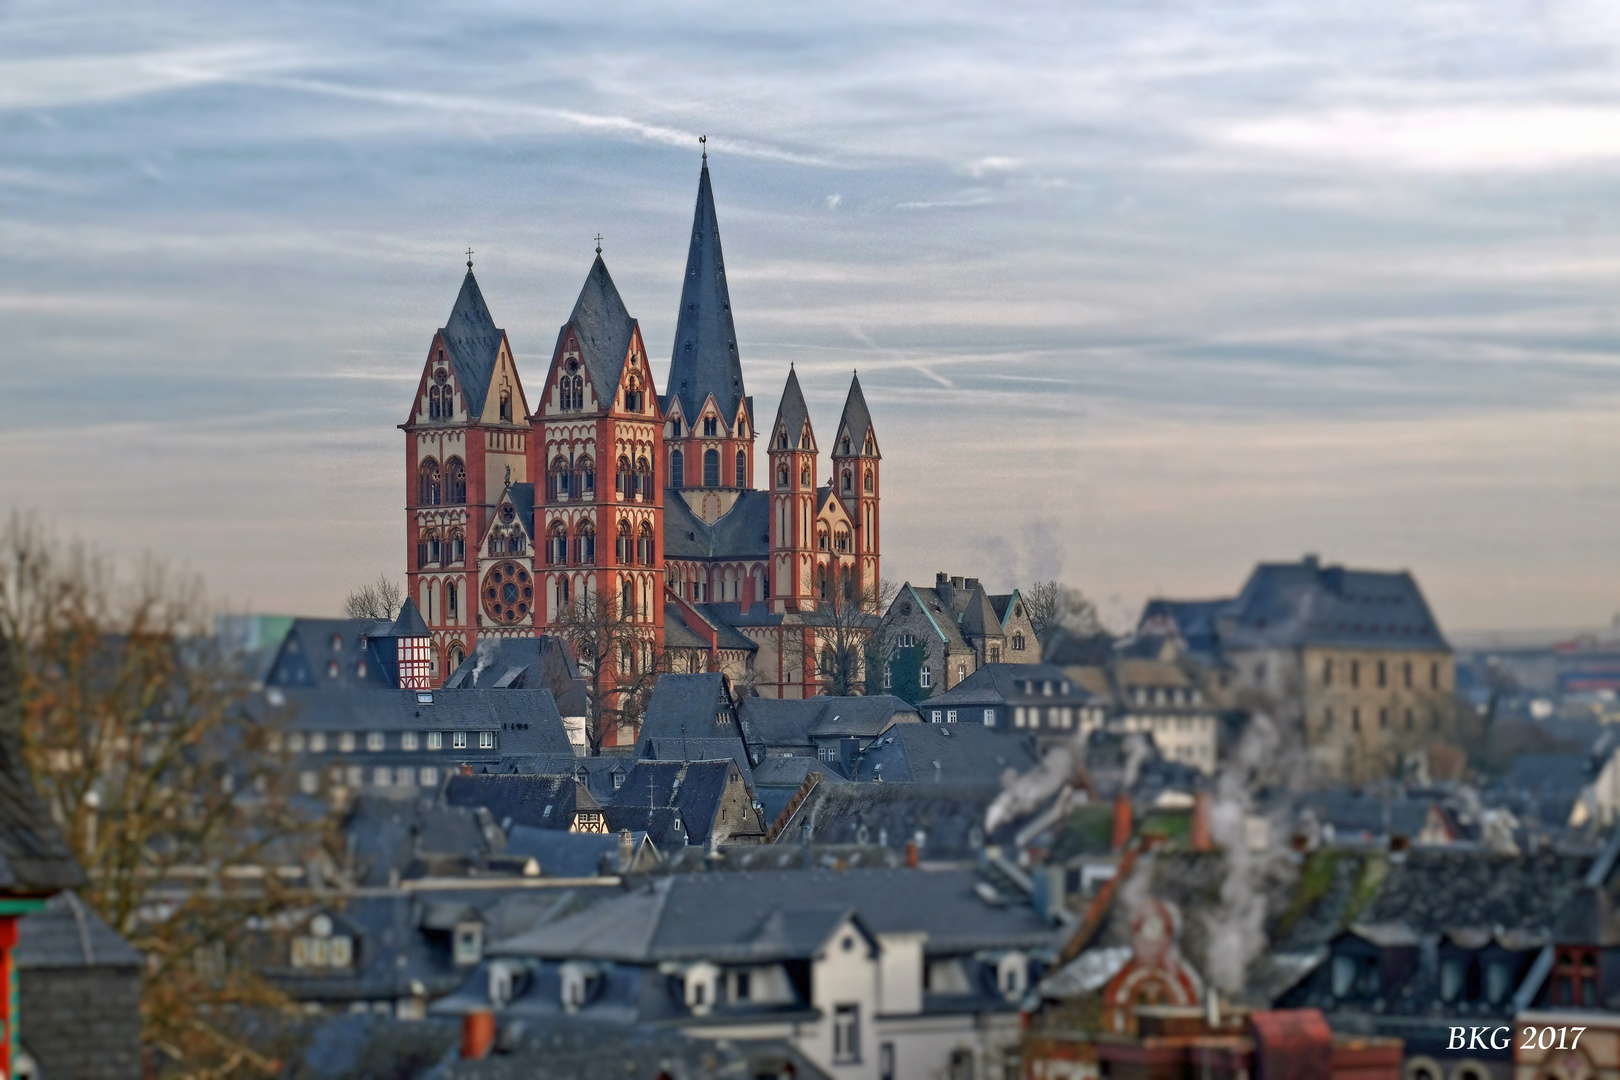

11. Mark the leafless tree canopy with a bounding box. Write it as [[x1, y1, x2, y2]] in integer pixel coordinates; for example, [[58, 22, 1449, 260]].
[[811, 577, 894, 697], [0, 515, 329, 1078], [1024, 579, 1102, 638], [548, 589, 665, 754], [342, 573, 402, 621]]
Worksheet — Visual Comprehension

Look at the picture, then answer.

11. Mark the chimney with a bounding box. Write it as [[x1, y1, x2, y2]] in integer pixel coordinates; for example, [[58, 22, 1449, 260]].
[[1111, 793, 1134, 851], [1191, 790, 1212, 852], [951, 576, 963, 590], [905, 840, 919, 868], [461, 1010, 496, 1060], [618, 828, 633, 872]]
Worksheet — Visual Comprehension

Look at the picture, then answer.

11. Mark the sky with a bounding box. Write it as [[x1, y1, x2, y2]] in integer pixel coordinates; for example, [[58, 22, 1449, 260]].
[[4, 0, 1620, 633]]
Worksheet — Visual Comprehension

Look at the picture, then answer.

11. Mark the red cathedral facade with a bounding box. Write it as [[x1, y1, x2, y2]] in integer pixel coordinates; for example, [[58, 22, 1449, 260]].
[[401, 158, 881, 739]]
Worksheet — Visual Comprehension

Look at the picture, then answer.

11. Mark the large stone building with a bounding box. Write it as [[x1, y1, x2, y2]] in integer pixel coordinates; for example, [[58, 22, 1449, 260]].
[[400, 155, 882, 734], [876, 573, 1040, 699], [1139, 555, 1454, 781]]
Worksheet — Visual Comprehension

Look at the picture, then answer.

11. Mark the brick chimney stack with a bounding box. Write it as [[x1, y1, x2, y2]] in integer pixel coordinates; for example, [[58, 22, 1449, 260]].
[[1191, 790, 1212, 852], [1111, 793, 1134, 851]]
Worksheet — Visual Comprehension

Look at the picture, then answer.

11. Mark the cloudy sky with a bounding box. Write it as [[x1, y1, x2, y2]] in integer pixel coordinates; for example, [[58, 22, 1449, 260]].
[[5, 0, 1620, 632]]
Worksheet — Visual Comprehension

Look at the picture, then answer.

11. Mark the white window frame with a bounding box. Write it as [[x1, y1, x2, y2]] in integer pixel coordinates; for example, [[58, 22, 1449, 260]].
[[366, 732, 385, 752], [427, 731, 443, 750], [401, 732, 419, 751], [452, 731, 467, 750], [479, 731, 495, 749], [983, 709, 995, 727]]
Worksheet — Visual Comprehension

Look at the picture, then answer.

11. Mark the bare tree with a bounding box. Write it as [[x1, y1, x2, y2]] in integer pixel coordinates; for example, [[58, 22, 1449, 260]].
[[548, 588, 666, 754], [342, 573, 402, 620], [0, 516, 328, 1078], [1024, 579, 1102, 638], [810, 576, 896, 697]]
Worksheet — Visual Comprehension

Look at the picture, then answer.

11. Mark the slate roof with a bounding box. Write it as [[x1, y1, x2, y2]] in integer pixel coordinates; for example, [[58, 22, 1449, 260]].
[[442, 775, 598, 833], [493, 867, 1058, 961], [928, 663, 1098, 708], [382, 597, 431, 639], [441, 635, 584, 716], [737, 695, 921, 748], [438, 271, 506, 417], [495, 483, 536, 547], [834, 372, 878, 457], [1510, 753, 1594, 797], [1137, 598, 1230, 659], [1042, 628, 1116, 667], [609, 759, 759, 847], [663, 162, 748, 428], [662, 488, 770, 560], [635, 674, 735, 745], [770, 366, 813, 446], [780, 782, 1002, 858], [15, 892, 141, 969], [661, 612, 710, 652], [1221, 556, 1449, 652], [340, 796, 505, 884], [503, 827, 630, 878], [0, 636, 84, 895], [557, 256, 638, 407], [852, 722, 1039, 784], [264, 617, 397, 690], [252, 686, 574, 755]]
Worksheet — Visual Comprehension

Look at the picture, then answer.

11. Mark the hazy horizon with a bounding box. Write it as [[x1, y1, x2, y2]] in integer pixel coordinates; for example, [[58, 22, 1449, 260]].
[[6, 0, 1620, 634]]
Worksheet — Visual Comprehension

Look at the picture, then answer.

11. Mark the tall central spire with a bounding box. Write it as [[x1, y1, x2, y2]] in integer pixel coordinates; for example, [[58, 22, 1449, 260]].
[[665, 158, 746, 426]]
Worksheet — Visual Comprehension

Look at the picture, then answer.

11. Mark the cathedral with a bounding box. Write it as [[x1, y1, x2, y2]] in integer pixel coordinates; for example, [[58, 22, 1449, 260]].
[[401, 156, 881, 738]]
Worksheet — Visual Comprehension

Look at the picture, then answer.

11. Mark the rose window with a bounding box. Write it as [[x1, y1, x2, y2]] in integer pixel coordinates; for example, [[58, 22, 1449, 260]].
[[481, 561, 532, 625]]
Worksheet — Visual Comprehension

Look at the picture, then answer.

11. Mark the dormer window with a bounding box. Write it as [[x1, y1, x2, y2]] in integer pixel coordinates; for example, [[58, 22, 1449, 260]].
[[777, 430, 788, 449], [672, 418, 682, 438], [703, 417, 718, 437]]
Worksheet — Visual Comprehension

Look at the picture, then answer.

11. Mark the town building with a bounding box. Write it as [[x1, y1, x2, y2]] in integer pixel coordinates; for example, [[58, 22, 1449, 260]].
[[1139, 555, 1455, 781], [876, 573, 1040, 700], [400, 157, 883, 728]]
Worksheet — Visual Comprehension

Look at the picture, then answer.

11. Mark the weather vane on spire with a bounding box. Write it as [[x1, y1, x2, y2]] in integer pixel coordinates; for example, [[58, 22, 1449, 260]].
[[700, 134, 706, 162], [594, 234, 603, 255], [465, 247, 474, 271]]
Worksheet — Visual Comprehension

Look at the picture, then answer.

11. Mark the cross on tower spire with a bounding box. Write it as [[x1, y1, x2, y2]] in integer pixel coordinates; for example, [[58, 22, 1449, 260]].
[[465, 247, 474, 271], [700, 134, 706, 162], [594, 233, 603, 255]]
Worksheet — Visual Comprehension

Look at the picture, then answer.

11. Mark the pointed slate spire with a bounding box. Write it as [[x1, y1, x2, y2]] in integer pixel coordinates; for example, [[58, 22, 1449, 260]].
[[439, 270, 504, 415], [771, 365, 813, 449], [561, 254, 638, 400], [835, 371, 878, 458], [665, 160, 746, 425], [383, 596, 432, 639]]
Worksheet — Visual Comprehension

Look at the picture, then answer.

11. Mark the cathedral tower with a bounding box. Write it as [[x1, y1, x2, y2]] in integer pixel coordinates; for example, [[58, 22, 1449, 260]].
[[401, 266, 528, 678], [520, 253, 665, 713], [661, 157, 755, 525], [767, 366, 818, 613], [831, 372, 881, 600]]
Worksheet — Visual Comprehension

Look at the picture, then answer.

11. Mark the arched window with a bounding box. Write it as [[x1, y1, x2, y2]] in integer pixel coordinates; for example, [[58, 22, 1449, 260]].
[[637, 522, 655, 565], [616, 456, 631, 496], [864, 469, 874, 493], [548, 456, 570, 502], [735, 451, 746, 487], [670, 449, 684, 489], [575, 521, 596, 564], [449, 643, 464, 670], [446, 457, 467, 504], [500, 389, 513, 422], [426, 531, 442, 565], [446, 581, 458, 620], [547, 522, 567, 566], [560, 368, 583, 411], [450, 530, 465, 564], [623, 377, 643, 413], [578, 455, 595, 496], [621, 578, 635, 618], [800, 429, 811, 450], [835, 529, 849, 553], [842, 469, 852, 492], [800, 467, 810, 487], [703, 416, 717, 437], [817, 563, 829, 599], [418, 458, 441, 506], [616, 521, 631, 565], [703, 449, 719, 487], [817, 527, 830, 551], [777, 465, 789, 488], [1013, 632, 1026, 651], [777, 430, 788, 449], [841, 565, 854, 601], [556, 577, 571, 609], [635, 457, 652, 498], [428, 385, 442, 420]]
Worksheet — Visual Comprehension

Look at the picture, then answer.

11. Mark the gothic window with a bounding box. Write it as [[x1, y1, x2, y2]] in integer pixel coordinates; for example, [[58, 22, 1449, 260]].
[[547, 522, 567, 566], [800, 429, 811, 450], [703, 417, 717, 437], [480, 561, 531, 625], [446, 457, 467, 504], [450, 530, 465, 564], [817, 563, 829, 599], [449, 643, 464, 670], [703, 449, 720, 487], [841, 437, 851, 455], [635, 458, 652, 498], [864, 435, 875, 455], [835, 529, 850, 553], [734, 451, 746, 487], [548, 456, 570, 502], [575, 521, 596, 564], [637, 522, 654, 566], [556, 577, 571, 608], [578, 455, 595, 495], [841, 566, 854, 600], [428, 385, 442, 420], [623, 378, 643, 413], [1012, 633, 1026, 651], [671, 449, 684, 489], [616, 521, 631, 565], [616, 456, 631, 496], [864, 469, 873, 493], [418, 458, 442, 506], [817, 527, 830, 551], [777, 465, 788, 488], [777, 430, 788, 450], [842, 470, 852, 492], [560, 366, 584, 411], [500, 390, 513, 422], [672, 418, 683, 438], [446, 581, 458, 619], [427, 532, 442, 565], [621, 579, 635, 618], [800, 467, 810, 487]]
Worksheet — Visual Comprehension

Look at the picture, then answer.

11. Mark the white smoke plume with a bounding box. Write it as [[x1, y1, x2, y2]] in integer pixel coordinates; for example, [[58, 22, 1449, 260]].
[[985, 744, 1075, 835], [1121, 731, 1150, 789], [1201, 713, 1283, 994], [468, 636, 500, 683]]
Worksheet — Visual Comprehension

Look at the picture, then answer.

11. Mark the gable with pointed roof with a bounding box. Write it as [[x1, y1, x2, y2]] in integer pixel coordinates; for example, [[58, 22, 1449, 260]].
[[556, 255, 643, 406], [833, 372, 879, 459], [770, 367, 815, 450], [437, 271, 508, 418]]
